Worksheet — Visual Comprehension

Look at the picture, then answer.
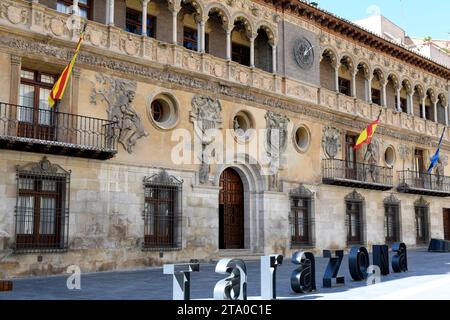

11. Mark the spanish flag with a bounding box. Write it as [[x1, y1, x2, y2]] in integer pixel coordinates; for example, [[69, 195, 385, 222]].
[[48, 25, 85, 108], [354, 110, 382, 150]]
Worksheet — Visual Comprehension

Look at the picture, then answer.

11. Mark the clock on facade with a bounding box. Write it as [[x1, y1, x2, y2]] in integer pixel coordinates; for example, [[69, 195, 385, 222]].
[[293, 37, 315, 70]]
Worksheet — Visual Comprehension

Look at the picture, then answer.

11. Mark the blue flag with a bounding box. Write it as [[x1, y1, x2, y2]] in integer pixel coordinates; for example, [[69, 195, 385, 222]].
[[427, 128, 446, 174]]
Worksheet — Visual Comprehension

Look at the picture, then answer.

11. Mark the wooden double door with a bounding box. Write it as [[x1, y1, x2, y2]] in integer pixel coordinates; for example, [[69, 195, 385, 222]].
[[219, 168, 244, 249], [444, 209, 450, 241]]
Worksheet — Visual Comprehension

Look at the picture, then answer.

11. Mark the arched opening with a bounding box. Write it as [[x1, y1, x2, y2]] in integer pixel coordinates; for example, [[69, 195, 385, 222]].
[[386, 74, 398, 110], [254, 27, 273, 72], [355, 62, 370, 101], [320, 49, 337, 91], [178, 0, 202, 51], [413, 85, 424, 118], [231, 17, 252, 66], [206, 7, 228, 59], [437, 94, 447, 125], [338, 56, 353, 96], [371, 69, 384, 105], [400, 79, 412, 114], [219, 168, 245, 249], [425, 89, 434, 121]]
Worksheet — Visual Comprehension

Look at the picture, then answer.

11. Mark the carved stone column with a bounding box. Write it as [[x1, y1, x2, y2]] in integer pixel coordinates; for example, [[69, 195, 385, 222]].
[[9, 55, 21, 105], [9, 55, 21, 135], [109, 0, 115, 26], [225, 27, 232, 61], [422, 96, 426, 119], [250, 34, 256, 68], [407, 92, 413, 115], [71, 67, 81, 115], [351, 70, 357, 98], [169, 5, 180, 45], [271, 42, 277, 74], [366, 75, 372, 103], [447, 84, 450, 125], [396, 87, 401, 112], [141, 0, 150, 36], [433, 99, 438, 123], [445, 105, 449, 126], [334, 65, 339, 92], [381, 80, 387, 107], [73, 0, 80, 13]]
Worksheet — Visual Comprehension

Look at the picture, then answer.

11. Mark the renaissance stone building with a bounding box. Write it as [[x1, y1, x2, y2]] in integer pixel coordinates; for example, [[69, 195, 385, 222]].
[[0, 0, 450, 277]]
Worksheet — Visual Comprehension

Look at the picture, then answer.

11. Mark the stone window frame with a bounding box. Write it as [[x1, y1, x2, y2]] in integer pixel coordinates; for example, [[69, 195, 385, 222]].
[[14, 157, 71, 254], [383, 194, 401, 244], [147, 91, 180, 131], [292, 124, 312, 154], [414, 197, 430, 245], [231, 109, 255, 143], [289, 185, 315, 248], [142, 170, 183, 251], [345, 190, 366, 246]]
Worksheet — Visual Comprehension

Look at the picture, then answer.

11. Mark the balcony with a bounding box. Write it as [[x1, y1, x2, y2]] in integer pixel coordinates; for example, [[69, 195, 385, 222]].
[[322, 159, 393, 191], [0, 102, 117, 160], [398, 170, 450, 197]]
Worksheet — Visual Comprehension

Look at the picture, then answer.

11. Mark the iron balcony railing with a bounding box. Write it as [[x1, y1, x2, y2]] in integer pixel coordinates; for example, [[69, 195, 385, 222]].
[[0, 102, 117, 159], [398, 170, 450, 196], [322, 158, 393, 190]]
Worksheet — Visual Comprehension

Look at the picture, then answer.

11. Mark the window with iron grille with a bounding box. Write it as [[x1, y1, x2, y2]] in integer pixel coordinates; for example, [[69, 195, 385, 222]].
[[384, 195, 400, 243], [345, 190, 365, 246], [15, 157, 70, 253], [143, 171, 183, 251], [289, 185, 315, 247], [415, 197, 429, 244]]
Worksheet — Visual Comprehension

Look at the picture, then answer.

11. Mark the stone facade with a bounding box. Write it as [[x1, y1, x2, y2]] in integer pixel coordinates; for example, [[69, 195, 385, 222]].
[[0, 0, 449, 278]]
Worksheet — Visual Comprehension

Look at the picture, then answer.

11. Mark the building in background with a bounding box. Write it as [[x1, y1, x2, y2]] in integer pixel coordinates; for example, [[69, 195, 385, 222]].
[[354, 14, 450, 68], [0, 0, 449, 277]]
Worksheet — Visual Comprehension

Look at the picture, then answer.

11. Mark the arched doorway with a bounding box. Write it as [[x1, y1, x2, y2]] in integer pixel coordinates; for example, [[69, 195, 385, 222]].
[[219, 168, 244, 249]]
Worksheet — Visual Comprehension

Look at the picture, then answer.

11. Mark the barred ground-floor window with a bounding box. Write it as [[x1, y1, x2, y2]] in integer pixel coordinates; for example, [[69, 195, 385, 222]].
[[15, 157, 70, 252], [345, 190, 365, 246], [415, 197, 430, 244], [143, 170, 183, 250], [289, 185, 315, 247], [384, 195, 401, 243]]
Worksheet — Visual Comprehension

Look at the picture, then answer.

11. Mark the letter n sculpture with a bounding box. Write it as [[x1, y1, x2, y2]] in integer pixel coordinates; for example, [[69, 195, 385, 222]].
[[322, 250, 345, 288]]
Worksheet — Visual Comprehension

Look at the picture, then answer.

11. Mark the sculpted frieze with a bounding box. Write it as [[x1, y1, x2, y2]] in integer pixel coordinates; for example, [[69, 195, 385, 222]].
[[90, 74, 148, 153], [0, 33, 439, 149]]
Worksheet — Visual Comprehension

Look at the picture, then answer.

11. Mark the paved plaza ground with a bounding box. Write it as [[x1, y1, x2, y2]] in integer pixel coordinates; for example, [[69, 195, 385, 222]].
[[1, 249, 449, 300]]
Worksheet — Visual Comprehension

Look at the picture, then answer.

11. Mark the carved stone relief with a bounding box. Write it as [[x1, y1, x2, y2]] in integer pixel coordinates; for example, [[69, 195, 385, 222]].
[[322, 126, 341, 159], [90, 74, 148, 154], [265, 111, 289, 191], [0, 34, 442, 149], [190, 95, 223, 184], [435, 154, 448, 186], [364, 139, 380, 183]]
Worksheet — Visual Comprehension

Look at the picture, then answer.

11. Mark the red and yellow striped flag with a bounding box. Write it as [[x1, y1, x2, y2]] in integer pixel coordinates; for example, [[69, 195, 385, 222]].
[[48, 28, 85, 108], [354, 111, 382, 150]]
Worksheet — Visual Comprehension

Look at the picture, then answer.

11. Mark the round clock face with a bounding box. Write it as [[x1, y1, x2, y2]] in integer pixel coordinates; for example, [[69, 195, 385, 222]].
[[294, 37, 315, 70]]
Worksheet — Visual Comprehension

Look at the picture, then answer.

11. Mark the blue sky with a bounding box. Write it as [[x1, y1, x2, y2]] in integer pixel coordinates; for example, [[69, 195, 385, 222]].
[[314, 0, 450, 40]]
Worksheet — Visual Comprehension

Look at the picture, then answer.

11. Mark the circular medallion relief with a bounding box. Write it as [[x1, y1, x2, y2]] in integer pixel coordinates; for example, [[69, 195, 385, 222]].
[[293, 37, 314, 70]]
